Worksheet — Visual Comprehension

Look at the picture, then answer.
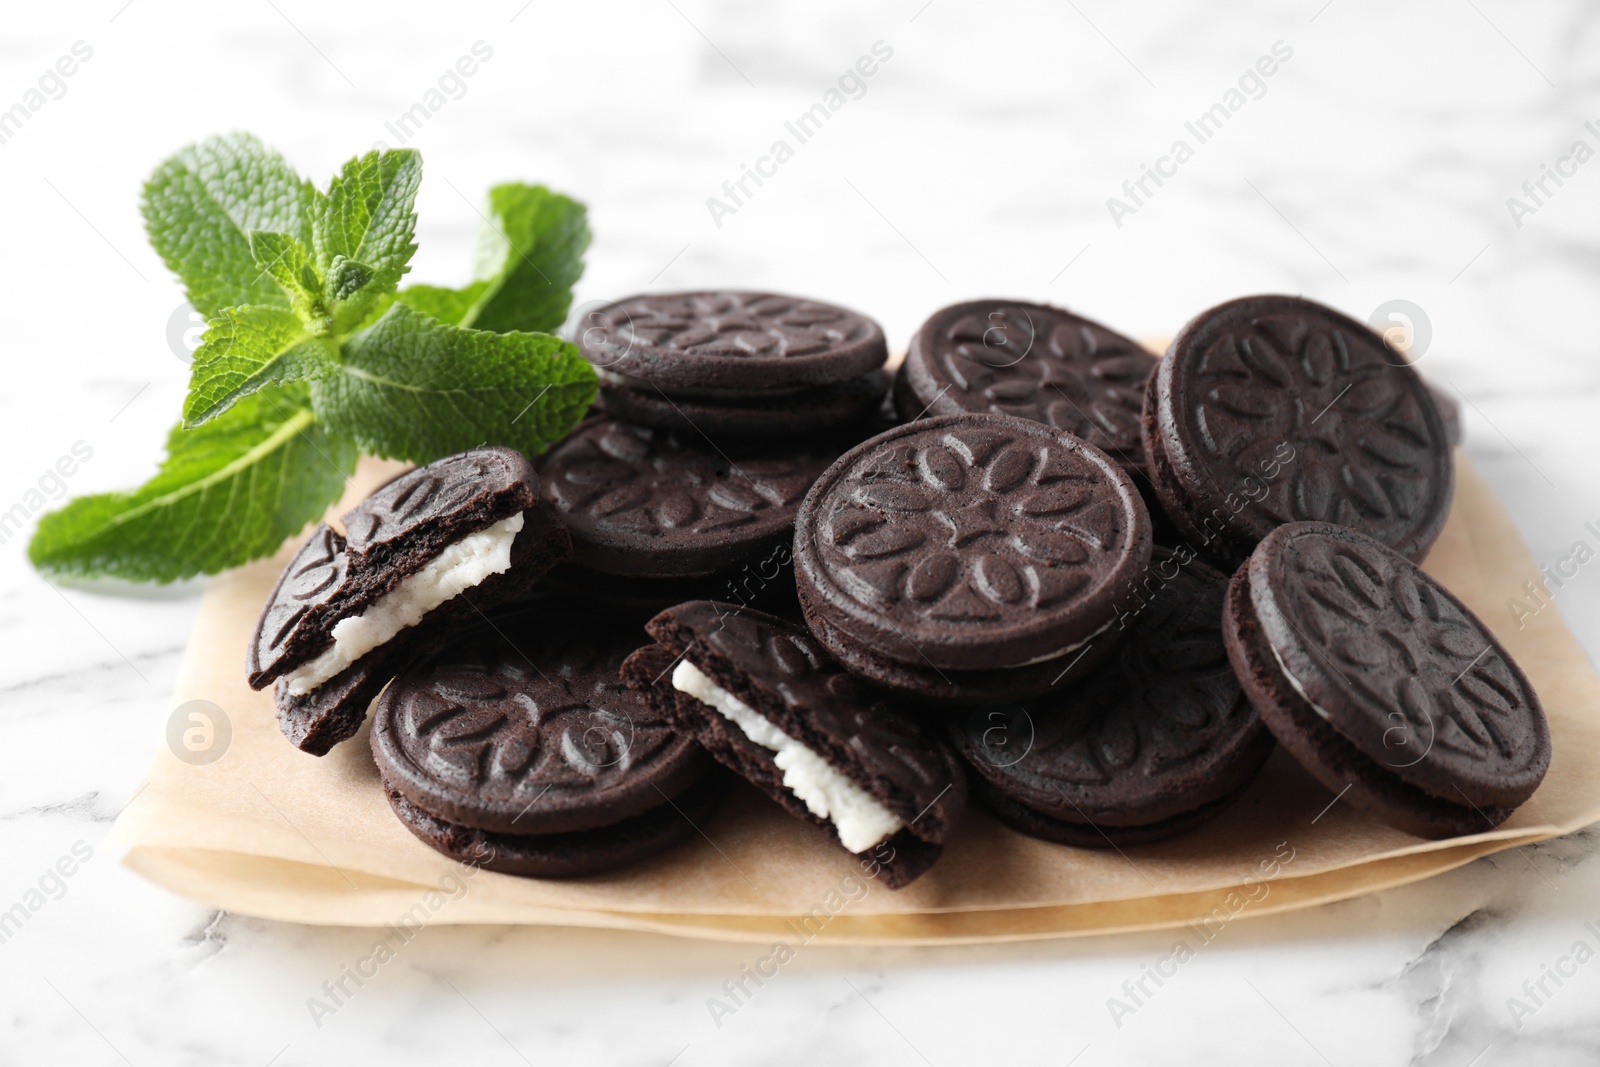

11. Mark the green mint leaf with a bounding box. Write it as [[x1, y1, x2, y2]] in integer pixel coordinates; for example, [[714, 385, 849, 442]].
[[397, 184, 588, 335], [310, 302, 596, 463], [395, 280, 489, 326], [248, 231, 325, 322], [325, 255, 388, 334], [142, 133, 317, 318], [326, 256, 375, 302], [464, 184, 589, 333], [182, 305, 338, 426], [392, 186, 588, 333], [312, 149, 421, 297], [29, 388, 356, 583]]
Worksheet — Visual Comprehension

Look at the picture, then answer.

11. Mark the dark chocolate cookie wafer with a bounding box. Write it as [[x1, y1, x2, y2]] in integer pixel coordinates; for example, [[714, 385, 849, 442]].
[[794, 412, 1152, 701], [540, 417, 840, 578], [897, 300, 1157, 479], [275, 503, 570, 755], [951, 547, 1274, 846], [343, 448, 540, 578], [801, 608, 1102, 706], [385, 769, 729, 879], [1144, 294, 1455, 568], [248, 523, 353, 689], [969, 775, 1257, 847], [276, 646, 399, 757], [595, 367, 890, 440], [1224, 521, 1549, 838], [622, 601, 966, 889], [578, 291, 887, 391], [373, 603, 712, 836]]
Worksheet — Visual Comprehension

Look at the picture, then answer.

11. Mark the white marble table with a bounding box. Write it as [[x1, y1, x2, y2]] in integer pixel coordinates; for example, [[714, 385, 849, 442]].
[[3, 1, 1598, 1062]]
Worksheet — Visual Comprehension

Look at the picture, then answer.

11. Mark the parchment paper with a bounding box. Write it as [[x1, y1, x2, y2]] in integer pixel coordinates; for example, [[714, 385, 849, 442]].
[[111, 455, 1600, 944]]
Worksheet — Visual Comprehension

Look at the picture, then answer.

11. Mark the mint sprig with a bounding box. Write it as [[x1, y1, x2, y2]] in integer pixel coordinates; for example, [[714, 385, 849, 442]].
[[30, 133, 596, 583]]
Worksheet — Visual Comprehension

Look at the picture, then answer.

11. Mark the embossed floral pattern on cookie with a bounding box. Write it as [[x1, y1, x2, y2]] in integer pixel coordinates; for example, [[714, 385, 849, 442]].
[[541, 419, 840, 576], [374, 612, 703, 834], [1150, 295, 1453, 563], [580, 291, 887, 389], [796, 413, 1151, 669], [904, 300, 1156, 470]]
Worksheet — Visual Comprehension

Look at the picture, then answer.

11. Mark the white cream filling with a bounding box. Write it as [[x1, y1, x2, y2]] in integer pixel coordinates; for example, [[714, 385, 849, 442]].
[[671, 660, 904, 853], [285, 513, 525, 695], [1005, 617, 1116, 668], [1268, 643, 1333, 721]]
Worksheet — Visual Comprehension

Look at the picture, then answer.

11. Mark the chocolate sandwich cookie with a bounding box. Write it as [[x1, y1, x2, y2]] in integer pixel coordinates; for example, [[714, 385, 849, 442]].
[[248, 448, 571, 755], [794, 412, 1153, 703], [895, 300, 1157, 481], [539, 417, 840, 579], [373, 603, 723, 877], [951, 547, 1274, 846], [581, 291, 888, 390], [580, 292, 890, 439], [595, 367, 891, 440], [622, 601, 966, 889], [385, 774, 728, 879], [1143, 294, 1455, 568], [1224, 521, 1549, 838]]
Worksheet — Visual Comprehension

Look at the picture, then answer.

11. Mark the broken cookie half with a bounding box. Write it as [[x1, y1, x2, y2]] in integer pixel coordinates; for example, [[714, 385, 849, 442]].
[[622, 600, 966, 889], [246, 447, 571, 755]]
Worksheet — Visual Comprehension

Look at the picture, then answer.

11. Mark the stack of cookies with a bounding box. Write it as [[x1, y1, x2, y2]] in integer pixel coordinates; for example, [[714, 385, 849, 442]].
[[585, 291, 893, 440], [248, 290, 1549, 892], [536, 291, 894, 620]]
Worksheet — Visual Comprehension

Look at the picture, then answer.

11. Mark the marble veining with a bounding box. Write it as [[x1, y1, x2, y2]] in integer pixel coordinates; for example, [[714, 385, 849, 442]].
[[2, 0, 1599, 1063]]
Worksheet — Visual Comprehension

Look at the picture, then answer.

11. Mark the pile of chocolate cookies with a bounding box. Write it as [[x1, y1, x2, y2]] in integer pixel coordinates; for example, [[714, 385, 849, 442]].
[[247, 291, 1551, 889]]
